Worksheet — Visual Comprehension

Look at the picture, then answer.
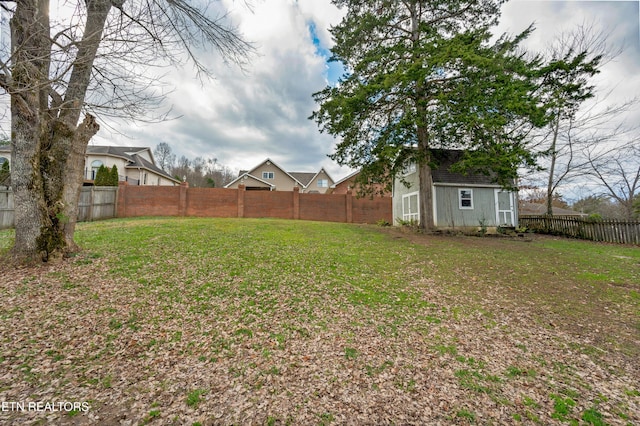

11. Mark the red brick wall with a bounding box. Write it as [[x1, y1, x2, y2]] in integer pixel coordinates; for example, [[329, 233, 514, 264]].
[[352, 196, 392, 224], [117, 183, 391, 224], [186, 188, 237, 217], [244, 190, 294, 219], [117, 184, 182, 217], [299, 193, 347, 223]]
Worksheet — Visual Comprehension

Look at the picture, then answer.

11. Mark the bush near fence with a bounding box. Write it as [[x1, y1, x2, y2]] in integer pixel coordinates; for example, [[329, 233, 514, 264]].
[[520, 215, 640, 245]]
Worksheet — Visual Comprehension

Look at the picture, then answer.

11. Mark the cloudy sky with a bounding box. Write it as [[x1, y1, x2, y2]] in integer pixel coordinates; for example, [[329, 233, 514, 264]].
[[90, 0, 639, 186]]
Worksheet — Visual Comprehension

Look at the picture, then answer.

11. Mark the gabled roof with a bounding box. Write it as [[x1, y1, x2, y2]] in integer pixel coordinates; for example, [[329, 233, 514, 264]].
[[289, 172, 316, 187], [431, 149, 499, 186], [87, 145, 150, 157], [332, 170, 360, 188], [225, 172, 275, 189]]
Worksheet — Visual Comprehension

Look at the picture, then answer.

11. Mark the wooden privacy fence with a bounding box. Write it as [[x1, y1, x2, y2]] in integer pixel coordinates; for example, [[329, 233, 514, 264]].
[[520, 215, 640, 245], [0, 186, 118, 230]]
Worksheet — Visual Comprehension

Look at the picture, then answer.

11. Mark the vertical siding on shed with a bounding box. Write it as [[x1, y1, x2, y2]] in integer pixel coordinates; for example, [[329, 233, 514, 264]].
[[434, 186, 498, 228]]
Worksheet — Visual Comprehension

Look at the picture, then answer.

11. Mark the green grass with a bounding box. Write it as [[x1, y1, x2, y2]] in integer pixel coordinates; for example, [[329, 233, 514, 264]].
[[0, 217, 638, 424]]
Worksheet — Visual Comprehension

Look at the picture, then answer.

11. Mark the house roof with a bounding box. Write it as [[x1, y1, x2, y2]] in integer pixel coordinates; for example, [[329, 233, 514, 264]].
[[289, 172, 317, 187], [226, 173, 275, 188], [519, 202, 587, 216], [332, 170, 360, 188], [431, 149, 498, 186]]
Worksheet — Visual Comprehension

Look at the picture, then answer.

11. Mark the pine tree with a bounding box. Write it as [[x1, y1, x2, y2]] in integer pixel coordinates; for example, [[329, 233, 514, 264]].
[[94, 165, 109, 186], [110, 165, 119, 186], [0, 161, 9, 186]]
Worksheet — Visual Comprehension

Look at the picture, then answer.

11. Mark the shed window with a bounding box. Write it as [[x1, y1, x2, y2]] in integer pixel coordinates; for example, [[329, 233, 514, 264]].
[[402, 192, 420, 222], [459, 188, 473, 209], [262, 171, 274, 180]]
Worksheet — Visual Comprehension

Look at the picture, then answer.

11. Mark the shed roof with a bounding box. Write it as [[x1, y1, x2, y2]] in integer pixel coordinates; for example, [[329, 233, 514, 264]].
[[431, 149, 497, 186]]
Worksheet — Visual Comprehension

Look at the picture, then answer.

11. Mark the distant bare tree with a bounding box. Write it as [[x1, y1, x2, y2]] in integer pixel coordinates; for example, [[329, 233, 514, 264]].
[[586, 143, 640, 221], [153, 142, 176, 173], [529, 21, 637, 216], [0, 1, 253, 263]]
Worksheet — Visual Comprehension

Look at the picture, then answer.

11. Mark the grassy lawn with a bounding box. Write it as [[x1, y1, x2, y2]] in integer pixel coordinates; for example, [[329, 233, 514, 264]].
[[0, 217, 638, 425]]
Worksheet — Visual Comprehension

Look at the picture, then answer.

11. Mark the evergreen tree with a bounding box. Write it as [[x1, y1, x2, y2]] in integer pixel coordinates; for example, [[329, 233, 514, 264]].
[[311, 0, 550, 228], [94, 165, 110, 186], [0, 160, 9, 186], [110, 165, 119, 186]]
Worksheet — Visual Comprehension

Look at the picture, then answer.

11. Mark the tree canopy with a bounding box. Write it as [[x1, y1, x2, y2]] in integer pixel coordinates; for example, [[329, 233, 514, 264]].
[[312, 0, 561, 227]]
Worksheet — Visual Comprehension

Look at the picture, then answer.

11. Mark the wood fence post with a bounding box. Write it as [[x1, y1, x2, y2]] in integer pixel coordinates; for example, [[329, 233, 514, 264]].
[[293, 186, 300, 220], [238, 185, 245, 218]]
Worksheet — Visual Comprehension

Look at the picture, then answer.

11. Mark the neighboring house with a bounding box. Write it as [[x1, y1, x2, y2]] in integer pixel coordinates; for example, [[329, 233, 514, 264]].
[[225, 158, 335, 193], [0, 145, 181, 186], [393, 149, 518, 229], [85, 145, 180, 186], [519, 202, 587, 217], [329, 170, 391, 196]]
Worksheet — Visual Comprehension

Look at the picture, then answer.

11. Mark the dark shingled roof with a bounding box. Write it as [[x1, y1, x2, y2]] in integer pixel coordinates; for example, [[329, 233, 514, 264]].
[[289, 172, 316, 187], [431, 149, 497, 186]]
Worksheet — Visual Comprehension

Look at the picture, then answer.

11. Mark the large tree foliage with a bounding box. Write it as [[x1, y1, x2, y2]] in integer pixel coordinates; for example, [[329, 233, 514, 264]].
[[0, 1, 251, 263], [312, 0, 551, 228]]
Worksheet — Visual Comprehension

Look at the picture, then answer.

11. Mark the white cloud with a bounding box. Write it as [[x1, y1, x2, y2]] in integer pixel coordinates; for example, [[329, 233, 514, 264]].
[[89, 0, 638, 190]]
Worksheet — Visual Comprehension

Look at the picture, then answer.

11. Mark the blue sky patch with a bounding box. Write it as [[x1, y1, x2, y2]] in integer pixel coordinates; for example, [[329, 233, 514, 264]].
[[308, 20, 344, 85]]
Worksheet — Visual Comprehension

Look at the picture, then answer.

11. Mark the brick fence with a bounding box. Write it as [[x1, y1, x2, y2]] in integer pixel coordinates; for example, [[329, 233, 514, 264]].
[[117, 182, 392, 224]]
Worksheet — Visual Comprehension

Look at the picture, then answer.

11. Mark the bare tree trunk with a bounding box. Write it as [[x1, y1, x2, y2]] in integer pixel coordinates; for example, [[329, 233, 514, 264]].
[[9, 0, 110, 262], [546, 118, 560, 216], [410, 2, 435, 230], [418, 159, 435, 230], [10, 0, 53, 262], [62, 114, 100, 250]]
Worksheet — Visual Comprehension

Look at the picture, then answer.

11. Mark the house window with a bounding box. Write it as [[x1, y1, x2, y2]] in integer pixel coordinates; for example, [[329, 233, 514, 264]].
[[402, 192, 419, 222], [459, 188, 473, 209], [317, 179, 328, 188], [402, 161, 417, 176], [91, 160, 103, 179], [262, 171, 274, 180]]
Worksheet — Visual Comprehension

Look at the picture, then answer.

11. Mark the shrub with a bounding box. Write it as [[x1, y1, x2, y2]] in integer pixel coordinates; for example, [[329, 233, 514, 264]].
[[110, 165, 119, 185], [94, 165, 109, 186]]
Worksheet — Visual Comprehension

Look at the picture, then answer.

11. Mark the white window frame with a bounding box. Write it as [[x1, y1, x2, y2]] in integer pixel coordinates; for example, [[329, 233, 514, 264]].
[[317, 179, 328, 188], [402, 191, 420, 222], [458, 188, 473, 210], [262, 171, 274, 180], [402, 161, 417, 176]]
